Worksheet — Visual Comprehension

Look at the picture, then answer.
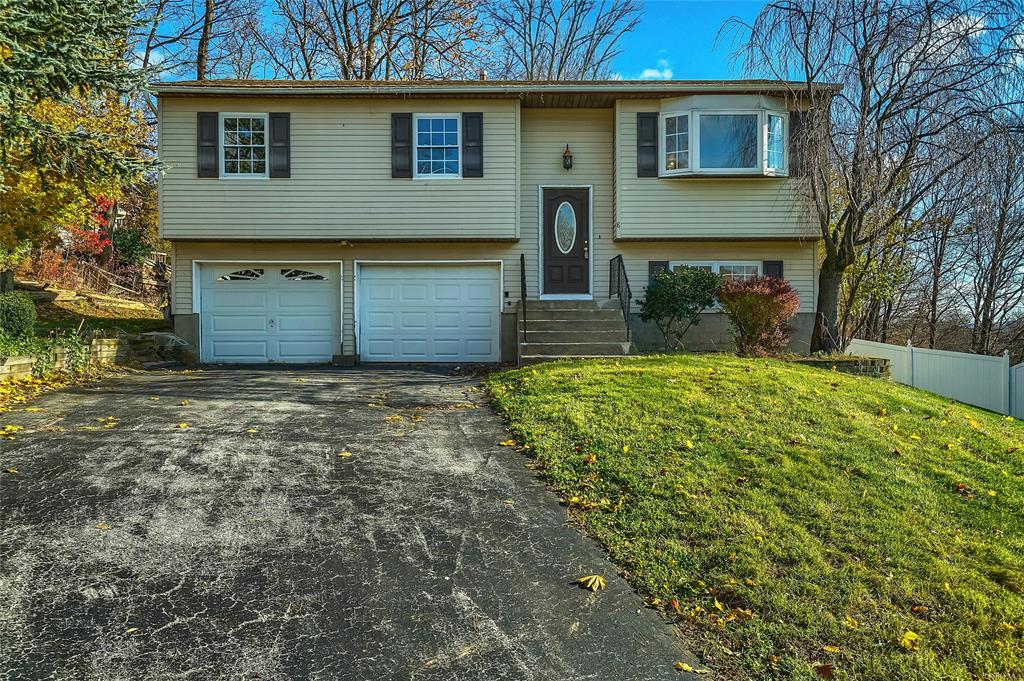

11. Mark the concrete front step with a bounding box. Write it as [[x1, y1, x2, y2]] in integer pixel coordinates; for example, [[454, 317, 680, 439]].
[[520, 354, 633, 364], [526, 299, 604, 309], [520, 341, 631, 356], [524, 330, 627, 343], [521, 309, 623, 321], [520, 319, 626, 332]]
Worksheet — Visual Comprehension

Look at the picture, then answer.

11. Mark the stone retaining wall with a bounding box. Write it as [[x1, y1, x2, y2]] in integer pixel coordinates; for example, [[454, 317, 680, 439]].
[[0, 337, 135, 382], [792, 357, 891, 378]]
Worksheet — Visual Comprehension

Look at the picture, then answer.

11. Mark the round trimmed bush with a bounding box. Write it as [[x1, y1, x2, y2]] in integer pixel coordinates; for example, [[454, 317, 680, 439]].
[[0, 291, 37, 338]]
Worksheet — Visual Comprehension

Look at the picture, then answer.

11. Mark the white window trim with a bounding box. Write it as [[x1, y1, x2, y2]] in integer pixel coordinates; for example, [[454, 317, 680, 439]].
[[765, 111, 789, 175], [658, 109, 789, 178], [219, 112, 269, 180], [661, 112, 690, 175], [412, 113, 462, 180], [669, 260, 762, 274]]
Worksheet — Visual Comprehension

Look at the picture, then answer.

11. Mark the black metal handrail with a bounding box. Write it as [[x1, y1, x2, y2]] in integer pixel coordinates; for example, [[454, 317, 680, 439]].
[[519, 253, 528, 366], [609, 255, 632, 342]]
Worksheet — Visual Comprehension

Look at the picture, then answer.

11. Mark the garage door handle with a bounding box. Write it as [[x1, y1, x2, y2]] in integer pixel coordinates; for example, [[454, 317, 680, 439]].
[[269, 318, 276, 328]]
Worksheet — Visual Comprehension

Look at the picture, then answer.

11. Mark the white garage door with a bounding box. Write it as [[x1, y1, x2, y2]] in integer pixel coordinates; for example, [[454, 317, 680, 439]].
[[199, 263, 341, 363], [358, 263, 501, 362]]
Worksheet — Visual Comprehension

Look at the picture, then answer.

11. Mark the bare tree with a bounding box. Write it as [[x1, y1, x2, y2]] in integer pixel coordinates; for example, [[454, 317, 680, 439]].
[[733, 0, 1024, 353], [257, 0, 485, 79], [196, 0, 215, 78], [959, 129, 1024, 355], [487, 0, 640, 80]]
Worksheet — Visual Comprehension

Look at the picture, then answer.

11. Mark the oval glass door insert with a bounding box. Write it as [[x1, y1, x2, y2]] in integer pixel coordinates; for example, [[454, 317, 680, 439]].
[[554, 201, 577, 254]]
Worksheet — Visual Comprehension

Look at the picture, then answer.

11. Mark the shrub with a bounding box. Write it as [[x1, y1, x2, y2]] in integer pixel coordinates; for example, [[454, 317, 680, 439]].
[[0, 291, 37, 338], [112, 227, 153, 266], [639, 266, 722, 349], [717, 276, 800, 356]]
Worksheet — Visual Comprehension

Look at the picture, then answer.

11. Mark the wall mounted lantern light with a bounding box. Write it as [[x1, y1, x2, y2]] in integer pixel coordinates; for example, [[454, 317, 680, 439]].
[[562, 144, 573, 170]]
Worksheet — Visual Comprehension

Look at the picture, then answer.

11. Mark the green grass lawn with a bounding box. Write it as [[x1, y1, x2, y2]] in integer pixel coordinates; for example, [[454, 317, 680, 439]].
[[33, 294, 168, 335], [487, 355, 1023, 680]]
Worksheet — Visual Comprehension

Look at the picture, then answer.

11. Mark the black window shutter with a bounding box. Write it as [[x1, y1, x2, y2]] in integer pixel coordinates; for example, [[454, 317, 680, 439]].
[[636, 112, 659, 177], [391, 113, 412, 178], [648, 260, 669, 285], [788, 111, 805, 176], [197, 112, 219, 178], [462, 112, 483, 177], [269, 112, 290, 178], [763, 260, 784, 279]]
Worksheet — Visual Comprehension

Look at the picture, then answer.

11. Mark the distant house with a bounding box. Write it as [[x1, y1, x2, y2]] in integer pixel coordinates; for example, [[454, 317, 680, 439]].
[[154, 79, 833, 364]]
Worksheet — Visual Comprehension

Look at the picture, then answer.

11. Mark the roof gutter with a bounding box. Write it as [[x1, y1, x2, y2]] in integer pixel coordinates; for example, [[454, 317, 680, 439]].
[[151, 81, 841, 96]]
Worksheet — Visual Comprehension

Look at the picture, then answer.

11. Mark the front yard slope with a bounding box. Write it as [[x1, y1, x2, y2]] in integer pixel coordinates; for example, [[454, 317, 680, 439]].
[[486, 355, 1023, 680]]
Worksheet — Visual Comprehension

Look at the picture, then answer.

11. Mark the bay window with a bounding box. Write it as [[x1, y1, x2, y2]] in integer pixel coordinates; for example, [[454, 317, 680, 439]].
[[659, 109, 788, 177]]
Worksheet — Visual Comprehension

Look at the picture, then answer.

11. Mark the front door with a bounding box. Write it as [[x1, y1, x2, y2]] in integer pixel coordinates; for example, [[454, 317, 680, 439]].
[[542, 188, 590, 295]]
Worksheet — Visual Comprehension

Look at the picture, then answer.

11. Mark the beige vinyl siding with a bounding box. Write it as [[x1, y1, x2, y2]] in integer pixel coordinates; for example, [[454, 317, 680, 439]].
[[509, 108, 615, 299], [617, 240, 818, 313], [613, 99, 817, 240], [158, 97, 519, 241]]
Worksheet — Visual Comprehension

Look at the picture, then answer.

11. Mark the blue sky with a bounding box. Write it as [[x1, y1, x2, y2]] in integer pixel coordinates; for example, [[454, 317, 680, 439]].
[[611, 1, 765, 80]]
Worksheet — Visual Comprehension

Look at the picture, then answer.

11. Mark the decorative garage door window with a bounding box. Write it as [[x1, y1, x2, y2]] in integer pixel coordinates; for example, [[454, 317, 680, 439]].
[[281, 268, 327, 281], [217, 268, 264, 281], [555, 201, 576, 254]]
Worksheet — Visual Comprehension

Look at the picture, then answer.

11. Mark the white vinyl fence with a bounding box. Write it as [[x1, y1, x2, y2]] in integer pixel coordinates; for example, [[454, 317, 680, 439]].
[[847, 339, 1023, 417]]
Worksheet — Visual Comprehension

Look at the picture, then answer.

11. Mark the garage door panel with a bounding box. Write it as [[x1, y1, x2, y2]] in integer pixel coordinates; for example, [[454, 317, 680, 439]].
[[278, 289, 335, 309], [464, 312, 494, 329], [399, 339, 428, 357], [277, 339, 337, 361], [358, 263, 500, 363], [466, 339, 496, 357], [277, 314, 335, 333], [366, 311, 396, 330], [210, 340, 270, 362], [400, 284, 428, 302], [211, 290, 269, 309], [209, 315, 268, 333], [399, 312, 428, 330], [366, 283, 397, 301]]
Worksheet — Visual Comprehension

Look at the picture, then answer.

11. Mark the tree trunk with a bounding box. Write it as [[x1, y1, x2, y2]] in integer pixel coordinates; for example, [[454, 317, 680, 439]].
[[196, 0, 215, 80], [0, 270, 13, 293], [811, 258, 846, 354]]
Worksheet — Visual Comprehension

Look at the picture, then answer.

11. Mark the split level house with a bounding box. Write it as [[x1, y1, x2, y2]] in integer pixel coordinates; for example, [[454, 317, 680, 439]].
[[154, 79, 833, 364]]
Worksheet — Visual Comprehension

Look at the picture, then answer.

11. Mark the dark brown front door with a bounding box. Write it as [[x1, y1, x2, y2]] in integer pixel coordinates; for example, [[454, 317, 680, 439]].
[[543, 188, 589, 295]]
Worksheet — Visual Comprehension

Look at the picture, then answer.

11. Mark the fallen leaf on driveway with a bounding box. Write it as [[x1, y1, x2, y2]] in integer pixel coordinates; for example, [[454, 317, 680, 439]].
[[674, 662, 709, 673], [247, 427, 258, 433], [176, 423, 189, 429], [179, 400, 189, 406], [24, 407, 43, 412], [337, 451, 353, 458], [95, 523, 111, 531], [499, 439, 516, 446], [5, 468, 19, 474], [578, 575, 606, 591]]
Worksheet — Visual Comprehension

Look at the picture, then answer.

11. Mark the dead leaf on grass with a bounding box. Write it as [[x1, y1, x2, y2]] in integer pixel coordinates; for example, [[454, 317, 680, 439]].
[[899, 630, 920, 651]]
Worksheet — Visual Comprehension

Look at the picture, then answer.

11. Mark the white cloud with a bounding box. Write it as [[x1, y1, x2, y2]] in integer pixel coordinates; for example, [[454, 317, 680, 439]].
[[638, 59, 673, 80]]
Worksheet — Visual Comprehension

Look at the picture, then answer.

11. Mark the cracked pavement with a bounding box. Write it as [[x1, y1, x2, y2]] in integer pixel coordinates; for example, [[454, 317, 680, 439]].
[[0, 367, 697, 680]]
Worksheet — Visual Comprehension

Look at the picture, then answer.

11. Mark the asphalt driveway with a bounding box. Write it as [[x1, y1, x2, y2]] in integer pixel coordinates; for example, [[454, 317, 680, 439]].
[[0, 367, 697, 680]]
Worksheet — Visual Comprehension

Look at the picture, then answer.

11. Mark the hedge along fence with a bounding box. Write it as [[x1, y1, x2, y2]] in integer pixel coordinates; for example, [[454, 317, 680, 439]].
[[0, 334, 131, 381]]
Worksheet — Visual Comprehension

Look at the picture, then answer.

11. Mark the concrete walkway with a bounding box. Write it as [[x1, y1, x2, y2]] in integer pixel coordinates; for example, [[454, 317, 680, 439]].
[[0, 367, 698, 680]]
